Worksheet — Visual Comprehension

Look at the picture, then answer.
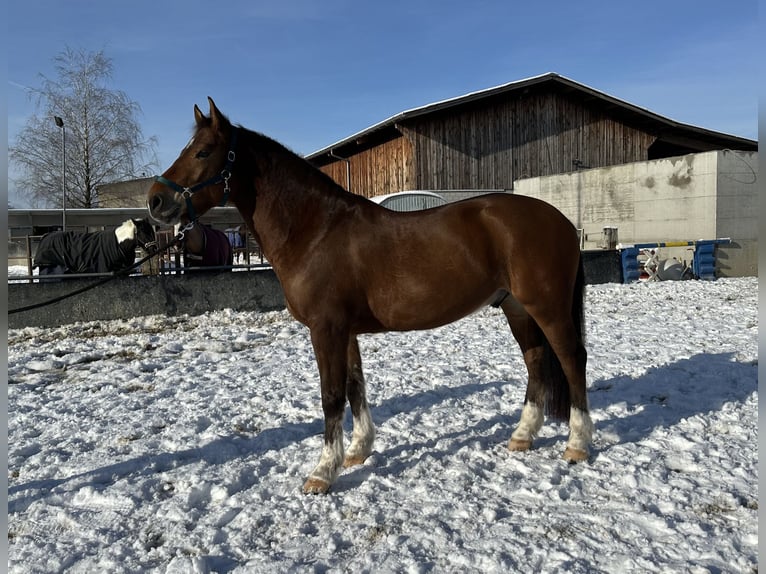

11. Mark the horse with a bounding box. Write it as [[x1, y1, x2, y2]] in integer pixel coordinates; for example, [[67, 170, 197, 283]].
[[174, 221, 233, 269], [34, 218, 156, 277], [147, 98, 593, 494]]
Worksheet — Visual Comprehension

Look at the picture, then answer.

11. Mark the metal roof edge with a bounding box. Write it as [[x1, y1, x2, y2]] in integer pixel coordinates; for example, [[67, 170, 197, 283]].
[[551, 74, 757, 144], [305, 72, 558, 159], [305, 72, 756, 160]]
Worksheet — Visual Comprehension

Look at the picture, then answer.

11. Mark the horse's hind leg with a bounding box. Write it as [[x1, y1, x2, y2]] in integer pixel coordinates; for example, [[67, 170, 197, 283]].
[[543, 323, 593, 461], [528, 311, 592, 462], [501, 298, 546, 452], [503, 297, 593, 460], [344, 336, 376, 467]]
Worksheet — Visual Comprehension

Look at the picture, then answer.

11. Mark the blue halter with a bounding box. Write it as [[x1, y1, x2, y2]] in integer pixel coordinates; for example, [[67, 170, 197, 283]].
[[154, 128, 238, 221]]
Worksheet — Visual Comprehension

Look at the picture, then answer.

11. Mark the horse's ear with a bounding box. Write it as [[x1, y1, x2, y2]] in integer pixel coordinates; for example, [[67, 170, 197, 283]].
[[194, 104, 206, 126], [208, 97, 225, 131]]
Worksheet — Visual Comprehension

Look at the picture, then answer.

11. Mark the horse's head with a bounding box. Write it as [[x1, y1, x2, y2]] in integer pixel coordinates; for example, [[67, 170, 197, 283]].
[[115, 218, 157, 250], [148, 97, 236, 225], [132, 218, 157, 250]]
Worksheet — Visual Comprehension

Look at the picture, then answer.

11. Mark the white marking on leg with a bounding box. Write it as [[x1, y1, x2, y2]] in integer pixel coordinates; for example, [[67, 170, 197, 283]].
[[346, 405, 375, 464], [566, 407, 594, 454], [511, 402, 544, 443], [308, 424, 344, 486]]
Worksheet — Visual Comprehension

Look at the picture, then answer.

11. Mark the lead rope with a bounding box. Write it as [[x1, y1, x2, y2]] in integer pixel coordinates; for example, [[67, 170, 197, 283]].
[[8, 223, 195, 315]]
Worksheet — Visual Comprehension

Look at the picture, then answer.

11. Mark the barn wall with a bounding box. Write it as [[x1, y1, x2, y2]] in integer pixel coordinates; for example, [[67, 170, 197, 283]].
[[318, 136, 414, 198], [513, 150, 758, 277], [715, 150, 758, 276], [399, 106, 511, 190], [715, 150, 758, 239], [400, 92, 656, 191], [316, 90, 657, 198], [98, 177, 154, 207]]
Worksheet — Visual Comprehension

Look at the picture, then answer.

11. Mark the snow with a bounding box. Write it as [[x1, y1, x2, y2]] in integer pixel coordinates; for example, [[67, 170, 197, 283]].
[[8, 277, 758, 573]]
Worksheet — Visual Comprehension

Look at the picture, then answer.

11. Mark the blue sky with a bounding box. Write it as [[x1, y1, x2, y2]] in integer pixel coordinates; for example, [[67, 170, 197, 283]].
[[7, 0, 759, 207]]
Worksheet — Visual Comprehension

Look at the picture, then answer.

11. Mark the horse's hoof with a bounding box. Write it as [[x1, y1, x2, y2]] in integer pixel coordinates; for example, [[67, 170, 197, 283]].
[[343, 455, 367, 468], [508, 438, 532, 452], [563, 447, 588, 463], [302, 477, 331, 495]]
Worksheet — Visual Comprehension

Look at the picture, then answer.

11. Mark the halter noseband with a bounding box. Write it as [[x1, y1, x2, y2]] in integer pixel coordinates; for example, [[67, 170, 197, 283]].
[[154, 128, 239, 222]]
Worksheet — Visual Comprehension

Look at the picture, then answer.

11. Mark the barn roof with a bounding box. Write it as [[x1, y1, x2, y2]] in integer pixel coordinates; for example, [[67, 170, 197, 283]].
[[306, 72, 756, 165]]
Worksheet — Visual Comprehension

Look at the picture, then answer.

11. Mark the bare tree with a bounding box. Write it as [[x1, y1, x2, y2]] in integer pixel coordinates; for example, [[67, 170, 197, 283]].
[[10, 47, 158, 208]]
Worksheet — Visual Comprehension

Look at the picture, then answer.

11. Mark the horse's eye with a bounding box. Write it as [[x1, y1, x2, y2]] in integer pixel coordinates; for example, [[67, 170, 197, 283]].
[[195, 150, 211, 159]]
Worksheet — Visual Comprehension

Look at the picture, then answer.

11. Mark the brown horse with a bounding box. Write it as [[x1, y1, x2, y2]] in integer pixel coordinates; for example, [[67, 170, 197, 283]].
[[148, 98, 593, 494], [175, 222, 233, 269]]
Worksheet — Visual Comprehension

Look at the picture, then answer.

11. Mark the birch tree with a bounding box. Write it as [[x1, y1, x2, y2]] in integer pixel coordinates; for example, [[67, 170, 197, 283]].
[[10, 47, 158, 208]]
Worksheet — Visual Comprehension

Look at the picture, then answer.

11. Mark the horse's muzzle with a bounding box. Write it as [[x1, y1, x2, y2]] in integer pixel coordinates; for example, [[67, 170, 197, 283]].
[[147, 190, 184, 225]]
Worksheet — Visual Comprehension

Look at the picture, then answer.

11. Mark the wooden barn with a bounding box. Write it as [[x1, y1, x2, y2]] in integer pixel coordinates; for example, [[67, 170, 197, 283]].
[[306, 72, 756, 198]]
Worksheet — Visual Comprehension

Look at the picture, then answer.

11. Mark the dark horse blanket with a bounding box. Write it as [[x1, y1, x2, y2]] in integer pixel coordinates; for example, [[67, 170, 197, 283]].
[[184, 225, 233, 268], [34, 230, 135, 274], [34, 219, 155, 274]]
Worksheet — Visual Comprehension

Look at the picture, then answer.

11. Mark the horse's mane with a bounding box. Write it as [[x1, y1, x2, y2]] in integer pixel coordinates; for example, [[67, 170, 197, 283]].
[[235, 124, 357, 203]]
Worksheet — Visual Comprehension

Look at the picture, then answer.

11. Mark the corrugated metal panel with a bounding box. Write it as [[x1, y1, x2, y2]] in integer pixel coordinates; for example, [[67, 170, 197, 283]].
[[370, 192, 446, 211]]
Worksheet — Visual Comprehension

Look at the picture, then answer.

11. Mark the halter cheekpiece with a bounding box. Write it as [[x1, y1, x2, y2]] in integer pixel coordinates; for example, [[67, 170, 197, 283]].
[[154, 128, 239, 222]]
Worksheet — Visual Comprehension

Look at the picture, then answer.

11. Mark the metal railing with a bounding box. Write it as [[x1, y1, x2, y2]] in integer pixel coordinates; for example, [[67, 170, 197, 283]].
[[8, 229, 268, 284]]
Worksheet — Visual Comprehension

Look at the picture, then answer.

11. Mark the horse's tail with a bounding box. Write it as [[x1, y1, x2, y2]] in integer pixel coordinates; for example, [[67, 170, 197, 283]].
[[542, 254, 585, 422]]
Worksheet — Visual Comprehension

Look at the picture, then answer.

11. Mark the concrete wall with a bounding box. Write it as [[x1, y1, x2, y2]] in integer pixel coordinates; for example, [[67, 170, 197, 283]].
[[9, 269, 286, 329], [715, 150, 758, 277], [9, 252, 624, 328], [513, 150, 758, 276]]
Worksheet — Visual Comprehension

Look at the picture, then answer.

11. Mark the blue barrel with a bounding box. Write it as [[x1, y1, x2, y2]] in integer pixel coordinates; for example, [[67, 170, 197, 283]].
[[620, 247, 640, 283], [693, 243, 716, 280]]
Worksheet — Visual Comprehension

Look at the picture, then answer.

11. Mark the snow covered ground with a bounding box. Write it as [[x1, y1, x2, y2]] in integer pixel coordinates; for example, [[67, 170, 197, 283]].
[[7, 277, 758, 573]]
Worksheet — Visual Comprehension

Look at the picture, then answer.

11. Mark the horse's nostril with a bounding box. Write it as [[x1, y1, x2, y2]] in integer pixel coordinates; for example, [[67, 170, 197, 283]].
[[149, 194, 163, 212]]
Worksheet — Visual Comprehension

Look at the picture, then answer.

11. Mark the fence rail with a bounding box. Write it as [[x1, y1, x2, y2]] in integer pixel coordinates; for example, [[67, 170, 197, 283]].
[[8, 207, 266, 282]]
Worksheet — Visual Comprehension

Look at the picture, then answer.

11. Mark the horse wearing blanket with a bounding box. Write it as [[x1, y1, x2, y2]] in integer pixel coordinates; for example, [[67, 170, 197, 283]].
[[148, 98, 593, 494], [34, 219, 156, 276], [175, 222, 233, 269]]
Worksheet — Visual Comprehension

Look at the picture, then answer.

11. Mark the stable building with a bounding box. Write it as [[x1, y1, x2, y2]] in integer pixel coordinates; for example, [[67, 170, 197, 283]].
[[306, 72, 757, 276]]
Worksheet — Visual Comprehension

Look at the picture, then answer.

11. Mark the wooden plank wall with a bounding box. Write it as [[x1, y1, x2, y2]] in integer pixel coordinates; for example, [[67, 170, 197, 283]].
[[405, 92, 656, 190], [318, 90, 656, 197], [319, 136, 414, 198]]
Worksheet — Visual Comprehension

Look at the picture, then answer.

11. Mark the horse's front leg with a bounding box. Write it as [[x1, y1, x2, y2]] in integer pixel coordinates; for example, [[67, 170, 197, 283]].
[[303, 326, 349, 495], [344, 336, 375, 467]]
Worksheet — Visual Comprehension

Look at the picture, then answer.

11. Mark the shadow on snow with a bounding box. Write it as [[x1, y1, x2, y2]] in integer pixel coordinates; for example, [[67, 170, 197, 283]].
[[9, 352, 756, 509]]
